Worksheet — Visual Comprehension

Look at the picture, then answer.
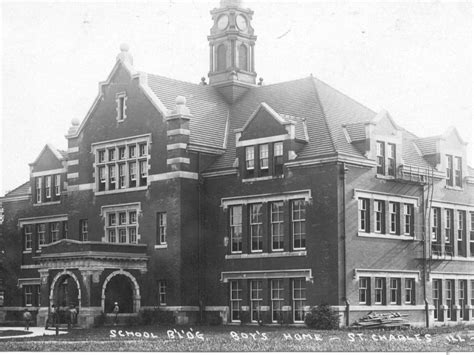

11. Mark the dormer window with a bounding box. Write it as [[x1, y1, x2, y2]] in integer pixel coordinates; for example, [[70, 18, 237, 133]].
[[376, 141, 396, 177], [116, 92, 127, 122], [446, 155, 462, 188], [246, 147, 254, 170], [54, 175, 61, 196], [376, 141, 385, 175], [454, 157, 462, 187], [259, 144, 269, 170], [45, 176, 52, 199], [35, 177, 42, 203], [387, 143, 396, 176], [274, 142, 283, 175]]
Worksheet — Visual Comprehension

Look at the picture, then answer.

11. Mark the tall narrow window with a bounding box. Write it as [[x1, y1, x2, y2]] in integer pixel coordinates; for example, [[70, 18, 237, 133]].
[[139, 143, 147, 157], [216, 44, 227, 71], [37, 224, 46, 247], [376, 141, 385, 175], [119, 146, 126, 160], [245, 146, 254, 170], [292, 279, 306, 322], [98, 150, 105, 163], [405, 279, 415, 304], [98, 166, 106, 191], [50, 222, 59, 243], [471, 280, 474, 319], [129, 162, 137, 188], [250, 280, 263, 322], [108, 148, 116, 161], [250, 204, 263, 252], [24, 285, 33, 306], [230, 206, 242, 253], [158, 280, 167, 305], [129, 145, 136, 158], [445, 209, 453, 244], [118, 164, 126, 189], [63, 221, 68, 239], [238, 44, 248, 71], [118, 228, 127, 243], [271, 201, 284, 251], [454, 156, 462, 187], [470, 212, 474, 257], [35, 177, 42, 203], [80, 219, 88, 241], [458, 210, 466, 257], [109, 165, 116, 190], [292, 200, 306, 249], [359, 277, 369, 304], [157, 212, 167, 245], [139, 160, 147, 186], [403, 204, 414, 236], [432, 207, 440, 241], [390, 278, 400, 304], [459, 280, 467, 320], [446, 155, 453, 186], [387, 143, 396, 177], [45, 176, 51, 199], [389, 202, 399, 234], [24, 225, 32, 250], [359, 198, 369, 232], [446, 279, 454, 320], [432, 279, 441, 321], [374, 200, 384, 234], [271, 279, 284, 323], [259, 144, 269, 170], [54, 175, 61, 196], [273, 142, 283, 176], [230, 280, 242, 322], [375, 278, 384, 304], [117, 94, 126, 121]]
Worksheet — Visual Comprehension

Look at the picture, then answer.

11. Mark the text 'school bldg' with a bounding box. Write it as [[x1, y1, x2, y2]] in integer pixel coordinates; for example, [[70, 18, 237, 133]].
[[0, 0, 473, 328]]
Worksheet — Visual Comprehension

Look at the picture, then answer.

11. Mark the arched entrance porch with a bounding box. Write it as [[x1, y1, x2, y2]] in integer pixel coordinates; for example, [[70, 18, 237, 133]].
[[49, 270, 81, 324], [101, 270, 140, 314]]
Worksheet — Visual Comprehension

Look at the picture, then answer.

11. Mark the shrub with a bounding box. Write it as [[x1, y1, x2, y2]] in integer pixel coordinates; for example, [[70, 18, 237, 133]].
[[305, 303, 340, 329], [94, 312, 107, 327]]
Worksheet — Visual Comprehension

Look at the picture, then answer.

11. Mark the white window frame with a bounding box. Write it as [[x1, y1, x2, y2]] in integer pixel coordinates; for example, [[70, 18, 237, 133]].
[[358, 198, 368, 232], [24, 225, 32, 250], [432, 279, 441, 321], [158, 280, 167, 305], [375, 277, 384, 304], [259, 144, 269, 170], [250, 203, 263, 252], [389, 202, 398, 234], [445, 209, 453, 243], [403, 204, 413, 236], [157, 212, 167, 245], [230, 206, 242, 253], [102, 203, 140, 244], [24, 285, 33, 306], [271, 279, 284, 323], [271, 201, 284, 251], [454, 156, 462, 187], [45, 176, 51, 199], [292, 279, 306, 323], [245, 146, 254, 170], [405, 278, 414, 304], [80, 219, 88, 241], [390, 278, 399, 304], [292, 199, 306, 250], [457, 210, 465, 242], [37, 223, 46, 248], [50, 222, 59, 243], [432, 207, 440, 241], [446, 155, 453, 186], [446, 279, 453, 320], [230, 280, 242, 322], [387, 143, 396, 176], [376, 141, 385, 175], [54, 174, 61, 196], [359, 277, 369, 304], [250, 280, 263, 323], [116, 92, 127, 122], [35, 177, 42, 203], [374, 200, 384, 233]]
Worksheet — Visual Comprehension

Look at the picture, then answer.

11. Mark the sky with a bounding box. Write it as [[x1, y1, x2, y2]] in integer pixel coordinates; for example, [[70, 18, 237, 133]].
[[1, 0, 473, 195]]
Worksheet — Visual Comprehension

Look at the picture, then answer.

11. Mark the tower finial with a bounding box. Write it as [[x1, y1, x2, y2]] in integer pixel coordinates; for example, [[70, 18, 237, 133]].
[[116, 43, 133, 65]]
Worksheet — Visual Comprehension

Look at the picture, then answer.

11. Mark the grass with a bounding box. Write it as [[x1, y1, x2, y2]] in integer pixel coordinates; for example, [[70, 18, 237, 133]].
[[0, 324, 473, 351]]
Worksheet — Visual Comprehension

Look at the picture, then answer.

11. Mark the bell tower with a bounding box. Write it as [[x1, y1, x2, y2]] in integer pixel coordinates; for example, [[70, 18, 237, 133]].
[[208, 0, 257, 103]]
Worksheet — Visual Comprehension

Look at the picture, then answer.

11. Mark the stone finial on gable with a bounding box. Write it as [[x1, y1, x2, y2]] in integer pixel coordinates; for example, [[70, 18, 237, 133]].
[[68, 118, 80, 135], [172, 96, 191, 116], [116, 43, 133, 66]]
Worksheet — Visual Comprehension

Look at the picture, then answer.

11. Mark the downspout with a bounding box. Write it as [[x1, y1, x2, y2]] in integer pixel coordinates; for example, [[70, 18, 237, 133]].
[[341, 162, 349, 327], [197, 151, 203, 323]]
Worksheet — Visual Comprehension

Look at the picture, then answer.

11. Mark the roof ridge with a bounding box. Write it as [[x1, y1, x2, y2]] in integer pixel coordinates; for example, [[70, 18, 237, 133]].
[[147, 72, 208, 89], [254, 75, 313, 89], [309, 76, 337, 154]]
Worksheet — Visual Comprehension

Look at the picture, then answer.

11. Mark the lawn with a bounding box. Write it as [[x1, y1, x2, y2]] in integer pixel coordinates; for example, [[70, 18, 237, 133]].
[[0, 324, 473, 351]]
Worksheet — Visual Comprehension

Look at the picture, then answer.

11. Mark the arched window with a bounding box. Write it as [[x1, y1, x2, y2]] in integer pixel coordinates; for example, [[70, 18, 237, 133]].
[[217, 44, 227, 71], [239, 44, 248, 71]]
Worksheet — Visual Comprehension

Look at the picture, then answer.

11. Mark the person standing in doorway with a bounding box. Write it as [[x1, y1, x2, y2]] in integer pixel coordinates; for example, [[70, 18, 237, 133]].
[[23, 308, 32, 330], [113, 302, 119, 325]]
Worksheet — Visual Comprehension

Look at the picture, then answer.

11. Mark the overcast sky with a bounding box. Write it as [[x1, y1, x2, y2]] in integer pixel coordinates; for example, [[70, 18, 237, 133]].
[[1, 0, 472, 194]]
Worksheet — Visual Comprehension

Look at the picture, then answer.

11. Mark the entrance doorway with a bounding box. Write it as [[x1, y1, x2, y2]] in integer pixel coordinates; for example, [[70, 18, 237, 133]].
[[51, 273, 80, 324], [104, 274, 134, 313]]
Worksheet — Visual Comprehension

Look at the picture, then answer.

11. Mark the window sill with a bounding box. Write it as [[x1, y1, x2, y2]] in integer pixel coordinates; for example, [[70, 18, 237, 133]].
[[23, 250, 32, 254], [444, 185, 463, 191], [358, 232, 415, 241], [95, 186, 148, 195], [242, 175, 282, 183], [431, 255, 474, 262], [376, 174, 396, 180], [154, 244, 168, 249], [33, 200, 61, 207], [225, 251, 307, 259]]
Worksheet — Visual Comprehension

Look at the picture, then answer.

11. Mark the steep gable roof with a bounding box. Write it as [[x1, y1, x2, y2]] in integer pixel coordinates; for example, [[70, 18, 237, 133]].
[[30, 143, 66, 166], [3, 181, 30, 198]]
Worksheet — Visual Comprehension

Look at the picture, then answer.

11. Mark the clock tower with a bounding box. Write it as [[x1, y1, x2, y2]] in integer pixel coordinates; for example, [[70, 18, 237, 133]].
[[208, 0, 257, 103]]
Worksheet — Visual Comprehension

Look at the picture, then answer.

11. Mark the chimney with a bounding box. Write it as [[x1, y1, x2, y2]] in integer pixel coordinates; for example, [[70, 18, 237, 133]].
[[166, 96, 193, 171]]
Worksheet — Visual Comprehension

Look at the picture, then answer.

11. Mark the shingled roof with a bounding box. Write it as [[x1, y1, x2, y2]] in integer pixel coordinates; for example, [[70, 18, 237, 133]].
[[3, 181, 30, 197]]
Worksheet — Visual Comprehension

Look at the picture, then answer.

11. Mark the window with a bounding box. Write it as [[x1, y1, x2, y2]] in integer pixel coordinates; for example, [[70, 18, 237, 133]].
[[446, 279, 454, 320], [250, 204, 263, 252], [445, 209, 453, 244], [403, 204, 414, 236], [454, 156, 462, 187], [471, 280, 474, 319], [24, 225, 32, 250], [239, 44, 248, 71], [35, 177, 42, 203], [358, 198, 369, 232], [93, 138, 150, 193], [230, 280, 242, 322], [63, 221, 68, 239], [106, 208, 139, 244], [271, 202, 284, 251], [292, 279, 306, 322], [158, 280, 167, 305], [432, 279, 441, 321], [245, 146, 254, 170], [50, 222, 59, 243], [24, 285, 33, 306], [271, 279, 284, 323], [273, 142, 284, 176], [470, 212, 474, 257], [374, 200, 384, 234], [405, 279, 415, 304], [459, 280, 467, 320], [376, 141, 385, 175], [375, 278, 385, 304], [446, 155, 453, 186], [292, 200, 306, 250], [230, 206, 242, 253], [37, 224, 46, 248], [116, 93, 127, 121], [216, 44, 227, 71], [54, 175, 61, 196], [250, 280, 263, 322], [387, 143, 396, 176], [80, 219, 88, 241], [389, 202, 399, 234], [157, 212, 167, 245], [431, 208, 441, 241], [390, 278, 400, 305], [259, 144, 269, 170], [359, 277, 369, 304], [458, 210, 466, 257], [45, 176, 51, 199]]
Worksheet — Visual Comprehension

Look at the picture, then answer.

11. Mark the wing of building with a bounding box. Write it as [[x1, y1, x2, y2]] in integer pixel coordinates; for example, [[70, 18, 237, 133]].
[[1, 0, 473, 328]]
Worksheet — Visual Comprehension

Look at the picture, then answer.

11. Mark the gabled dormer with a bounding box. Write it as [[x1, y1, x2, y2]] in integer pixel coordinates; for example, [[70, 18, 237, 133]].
[[29, 144, 67, 205], [235, 102, 308, 180], [415, 127, 468, 189]]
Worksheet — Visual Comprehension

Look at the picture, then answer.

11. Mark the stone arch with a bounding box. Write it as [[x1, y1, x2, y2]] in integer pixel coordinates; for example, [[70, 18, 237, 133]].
[[101, 270, 141, 313], [49, 270, 82, 308]]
